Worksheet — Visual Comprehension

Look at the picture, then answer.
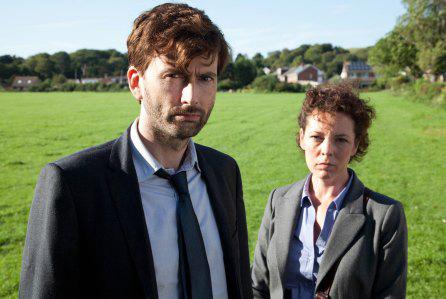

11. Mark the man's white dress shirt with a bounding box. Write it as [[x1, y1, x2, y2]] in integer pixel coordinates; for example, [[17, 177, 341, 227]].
[[130, 120, 228, 299]]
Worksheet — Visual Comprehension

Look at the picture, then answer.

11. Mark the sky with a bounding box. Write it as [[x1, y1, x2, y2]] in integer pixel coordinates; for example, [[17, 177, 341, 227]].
[[0, 0, 406, 59]]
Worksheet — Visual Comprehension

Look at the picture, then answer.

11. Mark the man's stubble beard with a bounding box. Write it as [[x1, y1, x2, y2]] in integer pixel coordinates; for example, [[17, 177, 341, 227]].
[[144, 97, 214, 151]]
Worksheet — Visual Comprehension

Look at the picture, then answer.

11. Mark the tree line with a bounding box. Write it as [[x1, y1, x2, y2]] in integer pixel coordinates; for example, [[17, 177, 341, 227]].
[[0, 49, 128, 86], [217, 45, 369, 91], [0, 44, 368, 91]]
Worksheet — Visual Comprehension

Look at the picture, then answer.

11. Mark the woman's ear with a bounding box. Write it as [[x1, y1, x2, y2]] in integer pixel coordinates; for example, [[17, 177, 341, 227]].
[[353, 138, 359, 155], [298, 128, 305, 150]]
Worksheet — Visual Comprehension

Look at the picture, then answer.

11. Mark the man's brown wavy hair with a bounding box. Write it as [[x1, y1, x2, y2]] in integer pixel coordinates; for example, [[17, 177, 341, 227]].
[[297, 83, 376, 161], [127, 3, 229, 76]]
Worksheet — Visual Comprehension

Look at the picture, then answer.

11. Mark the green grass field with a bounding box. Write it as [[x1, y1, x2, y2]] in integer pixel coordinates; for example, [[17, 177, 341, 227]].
[[0, 91, 445, 298]]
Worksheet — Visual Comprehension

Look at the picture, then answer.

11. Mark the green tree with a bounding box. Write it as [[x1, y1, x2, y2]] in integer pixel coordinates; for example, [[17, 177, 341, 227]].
[[0, 55, 25, 83], [399, 0, 446, 74], [70, 49, 110, 78], [434, 51, 446, 75], [304, 45, 323, 64], [251, 53, 265, 69], [263, 51, 280, 67], [50, 51, 72, 77], [290, 56, 304, 67], [26, 53, 55, 79], [369, 28, 420, 77], [233, 55, 257, 87]]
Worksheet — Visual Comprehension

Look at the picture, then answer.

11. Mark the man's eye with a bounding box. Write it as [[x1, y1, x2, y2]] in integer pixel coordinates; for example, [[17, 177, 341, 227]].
[[200, 75, 214, 82], [166, 73, 183, 79], [337, 138, 348, 143], [311, 136, 322, 140]]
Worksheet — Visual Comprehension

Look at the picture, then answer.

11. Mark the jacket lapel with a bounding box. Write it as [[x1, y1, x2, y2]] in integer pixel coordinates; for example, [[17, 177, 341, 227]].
[[195, 147, 240, 298], [315, 173, 366, 291], [107, 127, 158, 299], [275, 180, 304, 289]]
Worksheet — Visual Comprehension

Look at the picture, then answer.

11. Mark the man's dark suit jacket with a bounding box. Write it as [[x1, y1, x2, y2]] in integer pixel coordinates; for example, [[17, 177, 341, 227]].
[[19, 127, 252, 299]]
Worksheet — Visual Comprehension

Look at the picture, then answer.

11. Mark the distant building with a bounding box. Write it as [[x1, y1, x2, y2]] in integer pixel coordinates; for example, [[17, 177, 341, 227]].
[[81, 78, 101, 84], [278, 64, 324, 86], [69, 76, 127, 85], [11, 76, 40, 91], [262, 67, 271, 75], [341, 61, 375, 87], [275, 67, 289, 80]]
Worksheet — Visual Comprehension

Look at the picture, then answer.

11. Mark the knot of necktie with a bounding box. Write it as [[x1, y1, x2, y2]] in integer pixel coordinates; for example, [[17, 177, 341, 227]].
[[155, 169, 189, 197]]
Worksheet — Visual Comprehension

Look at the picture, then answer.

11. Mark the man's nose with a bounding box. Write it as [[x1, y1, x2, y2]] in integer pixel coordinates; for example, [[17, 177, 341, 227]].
[[181, 82, 197, 105]]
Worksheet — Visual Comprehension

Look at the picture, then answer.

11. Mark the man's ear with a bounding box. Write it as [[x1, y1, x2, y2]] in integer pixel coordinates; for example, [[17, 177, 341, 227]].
[[127, 66, 143, 102]]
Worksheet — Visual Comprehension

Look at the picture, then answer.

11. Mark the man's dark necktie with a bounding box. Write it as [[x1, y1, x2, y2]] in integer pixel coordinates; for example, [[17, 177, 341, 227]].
[[155, 169, 213, 299]]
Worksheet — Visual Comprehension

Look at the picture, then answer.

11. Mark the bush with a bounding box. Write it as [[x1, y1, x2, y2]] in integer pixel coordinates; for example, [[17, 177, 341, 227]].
[[60, 82, 77, 92], [29, 79, 52, 92], [274, 81, 305, 92], [52, 74, 67, 86], [250, 75, 307, 93], [388, 75, 411, 91], [370, 77, 388, 90], [410, 79, 445, 105], [251, 75, 278, 92], [328, 75, 343, 84], [28, 81, 128, 92], [432, 88, 446, 108], [217, 79, 238, 91]]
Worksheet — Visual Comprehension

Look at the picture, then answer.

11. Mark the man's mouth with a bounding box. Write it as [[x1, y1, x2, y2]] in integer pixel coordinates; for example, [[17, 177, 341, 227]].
[[174, 113, 201, 121], [168, 105, 204, 122]]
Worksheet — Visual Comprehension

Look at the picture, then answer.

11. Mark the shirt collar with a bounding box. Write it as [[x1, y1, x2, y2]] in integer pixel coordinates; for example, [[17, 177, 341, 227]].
[[129, 119, 200, 183], [301, 169, 354, 211]]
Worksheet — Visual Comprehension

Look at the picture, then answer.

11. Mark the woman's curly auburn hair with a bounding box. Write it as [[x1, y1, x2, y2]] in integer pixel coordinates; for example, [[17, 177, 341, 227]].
[[297, 83, 376, 161], [127, 3, 229, 76]]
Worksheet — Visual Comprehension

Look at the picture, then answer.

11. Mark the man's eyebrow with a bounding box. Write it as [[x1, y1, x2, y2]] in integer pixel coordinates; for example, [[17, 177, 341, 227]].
[[162, 67, 182, 73], [200, 71, 217, 77]]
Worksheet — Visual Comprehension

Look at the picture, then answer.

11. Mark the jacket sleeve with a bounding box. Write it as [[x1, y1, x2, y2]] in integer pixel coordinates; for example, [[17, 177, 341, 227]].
[[251, 189, 275, 299], [372, 201, 408, 299], [235, 163, 254, 299], [19, 163, 80, 299]]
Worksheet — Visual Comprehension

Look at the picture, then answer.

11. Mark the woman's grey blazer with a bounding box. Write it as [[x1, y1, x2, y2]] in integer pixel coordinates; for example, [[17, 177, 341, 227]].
[[251, 172, 407, 299]]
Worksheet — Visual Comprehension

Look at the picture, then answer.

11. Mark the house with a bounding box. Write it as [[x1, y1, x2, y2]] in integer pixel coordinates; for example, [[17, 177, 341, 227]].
[[278, 64, 324, 86], [262, 67, 271, 75], [275, 67, 289, 81], [11, 76, 40, 91], [80, 77, 101, 84], [69, 76, 127, 85], [341, 61, 375, 87]]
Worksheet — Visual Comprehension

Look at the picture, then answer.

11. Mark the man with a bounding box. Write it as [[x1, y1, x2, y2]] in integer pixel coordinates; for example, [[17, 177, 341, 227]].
[[19, 3, 252, 299]]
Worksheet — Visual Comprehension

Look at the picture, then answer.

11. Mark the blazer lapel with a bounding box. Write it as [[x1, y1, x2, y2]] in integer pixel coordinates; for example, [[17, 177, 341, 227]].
[[195, 148, 240, 298], [275, 180, 304, 288], [315, 174, 366, 291], [107, 127, 158, 299]]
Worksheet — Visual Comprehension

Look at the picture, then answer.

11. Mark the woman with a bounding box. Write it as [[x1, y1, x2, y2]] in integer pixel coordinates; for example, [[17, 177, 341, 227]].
[[251, 84, 407, 299]]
